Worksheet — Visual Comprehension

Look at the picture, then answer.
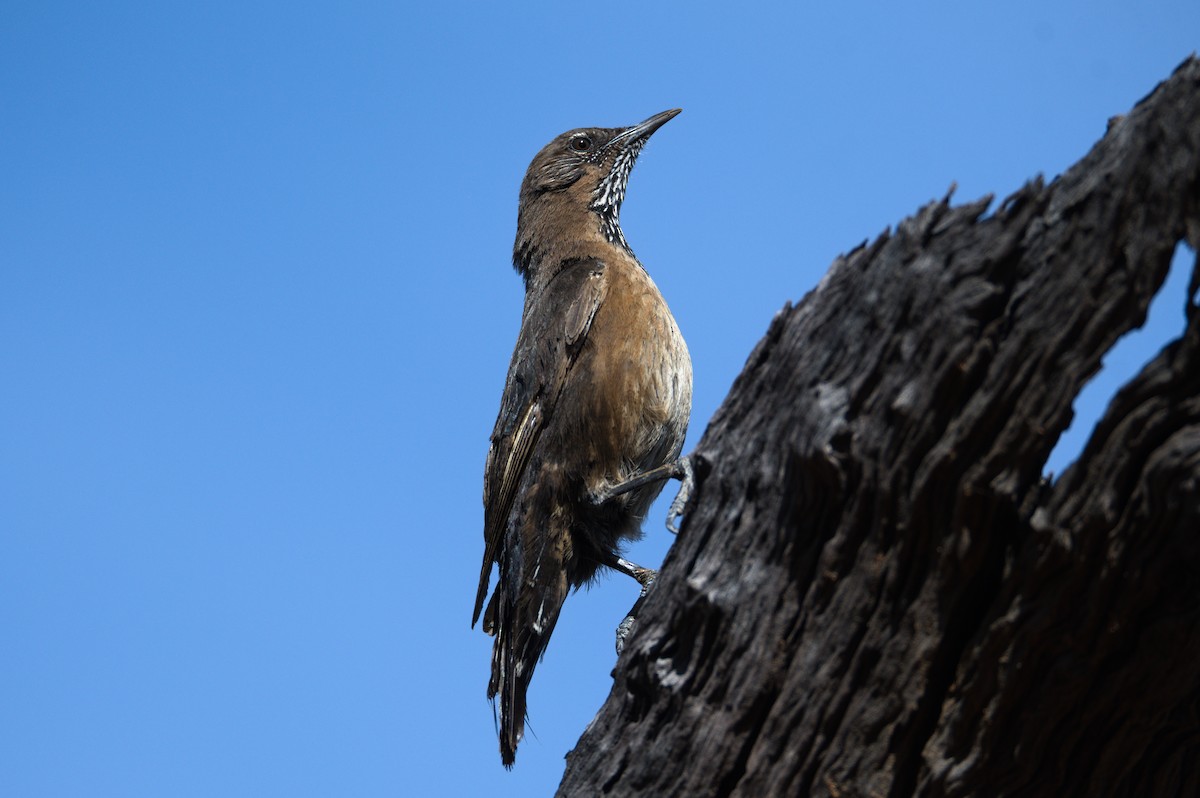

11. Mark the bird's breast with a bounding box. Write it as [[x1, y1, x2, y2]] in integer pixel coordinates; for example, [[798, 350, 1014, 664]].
[[574, 264, 692, 484]]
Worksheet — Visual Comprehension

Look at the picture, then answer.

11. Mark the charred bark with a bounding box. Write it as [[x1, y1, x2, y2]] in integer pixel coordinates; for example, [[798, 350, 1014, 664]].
[[557, 57, 1200, 797]]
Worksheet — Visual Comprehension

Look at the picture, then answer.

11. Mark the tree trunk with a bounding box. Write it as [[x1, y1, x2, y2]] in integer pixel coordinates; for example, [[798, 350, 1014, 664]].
[[557, 57, 1200, 797]]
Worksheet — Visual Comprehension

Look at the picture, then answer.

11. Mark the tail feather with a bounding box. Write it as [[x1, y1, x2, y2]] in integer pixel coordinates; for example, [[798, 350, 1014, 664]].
[[487, 521, 570, 768]]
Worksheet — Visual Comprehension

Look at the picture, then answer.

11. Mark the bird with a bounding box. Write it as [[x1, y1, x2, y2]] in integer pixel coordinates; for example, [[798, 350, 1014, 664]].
[[473, 108, 693, 767]]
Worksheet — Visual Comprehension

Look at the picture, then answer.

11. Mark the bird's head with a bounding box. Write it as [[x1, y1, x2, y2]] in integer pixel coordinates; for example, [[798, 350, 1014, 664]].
[[514, 108, 680, 277]]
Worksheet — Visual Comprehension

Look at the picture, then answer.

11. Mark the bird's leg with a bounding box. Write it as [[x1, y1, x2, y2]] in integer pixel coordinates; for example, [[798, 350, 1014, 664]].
[[591, 454, 697, 534], [610, 556, 657, 588], [597, 454, 702, 653], [592, 459, 685, 502], [605, 555, 657, 655]]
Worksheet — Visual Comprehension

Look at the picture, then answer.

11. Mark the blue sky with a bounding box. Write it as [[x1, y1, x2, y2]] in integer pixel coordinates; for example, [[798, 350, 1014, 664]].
[[2, 2, 1196, 795]]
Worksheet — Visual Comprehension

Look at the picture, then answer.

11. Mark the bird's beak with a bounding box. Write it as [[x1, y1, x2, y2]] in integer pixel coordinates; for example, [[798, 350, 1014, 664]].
[[613, 108, 682, 146], [631, 108, 682, 137]]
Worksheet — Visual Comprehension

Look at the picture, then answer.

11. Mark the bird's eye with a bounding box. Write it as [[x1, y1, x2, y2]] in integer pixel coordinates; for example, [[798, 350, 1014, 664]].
[[569, 135, 592, 153]]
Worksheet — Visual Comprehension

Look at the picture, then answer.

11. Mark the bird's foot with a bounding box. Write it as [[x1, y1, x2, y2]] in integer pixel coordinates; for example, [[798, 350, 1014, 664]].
[[615, 614, 636, 654], [614, 567, 657, 655], [664, 455, 695, 534]]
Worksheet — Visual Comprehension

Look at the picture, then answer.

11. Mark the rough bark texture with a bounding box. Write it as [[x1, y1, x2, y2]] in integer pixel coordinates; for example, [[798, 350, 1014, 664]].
[[557, 57, 1200, 797]]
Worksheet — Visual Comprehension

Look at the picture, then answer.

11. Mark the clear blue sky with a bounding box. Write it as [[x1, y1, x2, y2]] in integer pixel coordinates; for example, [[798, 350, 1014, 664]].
[[2, 2, 1196, 795]]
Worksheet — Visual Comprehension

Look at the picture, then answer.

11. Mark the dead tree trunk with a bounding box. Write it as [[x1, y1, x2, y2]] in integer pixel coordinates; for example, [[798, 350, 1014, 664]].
[[557, 57, 1200, 797]]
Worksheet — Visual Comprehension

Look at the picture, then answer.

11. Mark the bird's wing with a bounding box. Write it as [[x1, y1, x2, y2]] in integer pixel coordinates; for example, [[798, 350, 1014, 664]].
[[473, 259, 608, 627]]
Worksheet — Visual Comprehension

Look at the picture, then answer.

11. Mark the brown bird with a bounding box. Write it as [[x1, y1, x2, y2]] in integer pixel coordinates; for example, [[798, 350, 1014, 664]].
[[473, 109, 693, 767]]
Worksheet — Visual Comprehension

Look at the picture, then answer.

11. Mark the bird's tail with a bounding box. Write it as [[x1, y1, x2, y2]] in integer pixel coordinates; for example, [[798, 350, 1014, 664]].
[[484, 523, 570, 768]]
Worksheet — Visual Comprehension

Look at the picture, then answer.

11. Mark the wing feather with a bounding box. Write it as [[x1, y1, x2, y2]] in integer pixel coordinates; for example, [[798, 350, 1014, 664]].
[[472, 259, 608, 626]]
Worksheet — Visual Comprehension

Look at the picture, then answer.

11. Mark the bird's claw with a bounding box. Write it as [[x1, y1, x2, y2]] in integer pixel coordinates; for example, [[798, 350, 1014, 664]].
[[665, 455, 696, 533], [615, 615, 635, 655], [615, 571, 657, 655]]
